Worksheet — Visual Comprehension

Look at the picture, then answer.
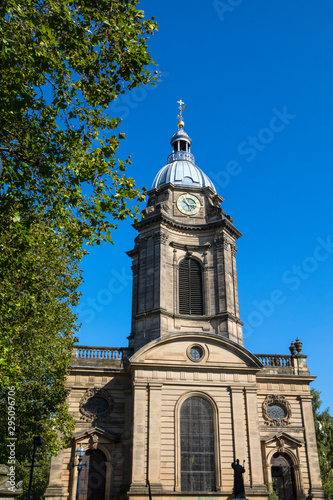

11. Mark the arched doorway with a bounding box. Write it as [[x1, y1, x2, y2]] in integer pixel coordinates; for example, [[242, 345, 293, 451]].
[[78, 449, 106, 500], [271, 452, 296, 500]]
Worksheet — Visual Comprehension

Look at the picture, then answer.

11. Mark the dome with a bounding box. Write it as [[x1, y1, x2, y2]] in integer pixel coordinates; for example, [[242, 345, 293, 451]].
[[151, 103, 216, 192], [152, 160, 216, 191]]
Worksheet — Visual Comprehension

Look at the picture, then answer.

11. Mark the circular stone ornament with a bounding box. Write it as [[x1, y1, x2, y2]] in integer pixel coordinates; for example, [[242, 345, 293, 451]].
[[262, 395, 291, 426], [79, 388, 114, 422], [84, 396, 109, 415]]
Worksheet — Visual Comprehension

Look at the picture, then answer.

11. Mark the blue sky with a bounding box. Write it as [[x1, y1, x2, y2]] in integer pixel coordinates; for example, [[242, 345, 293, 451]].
[[76, 0, 333, 410]]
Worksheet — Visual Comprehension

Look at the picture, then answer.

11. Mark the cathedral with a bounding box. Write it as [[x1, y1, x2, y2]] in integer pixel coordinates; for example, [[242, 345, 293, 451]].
[[45, 104, 325, 500]]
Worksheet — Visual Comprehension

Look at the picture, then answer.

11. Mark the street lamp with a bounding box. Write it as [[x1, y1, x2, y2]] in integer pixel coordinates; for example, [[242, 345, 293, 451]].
[[27, 436, 43, 500], [75, 445, 86, 500]]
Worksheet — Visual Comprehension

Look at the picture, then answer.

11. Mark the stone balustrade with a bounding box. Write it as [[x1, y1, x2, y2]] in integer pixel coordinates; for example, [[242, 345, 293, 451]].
[[255, 353, 309, 375], [72, 346, 133, 367], [255, 354, 292, 367]]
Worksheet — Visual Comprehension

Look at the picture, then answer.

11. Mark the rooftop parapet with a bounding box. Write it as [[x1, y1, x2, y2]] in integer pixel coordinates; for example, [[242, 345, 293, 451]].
[[255, 353, 310, 375], [72, 346, 132, 368]]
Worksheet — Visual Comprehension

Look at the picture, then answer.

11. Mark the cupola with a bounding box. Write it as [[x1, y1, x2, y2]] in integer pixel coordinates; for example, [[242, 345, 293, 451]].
[[151, 100, 216, 192]]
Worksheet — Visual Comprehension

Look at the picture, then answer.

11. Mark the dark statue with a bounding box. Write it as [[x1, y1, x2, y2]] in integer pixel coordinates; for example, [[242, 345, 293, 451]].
[[232, 459, 246, 498]]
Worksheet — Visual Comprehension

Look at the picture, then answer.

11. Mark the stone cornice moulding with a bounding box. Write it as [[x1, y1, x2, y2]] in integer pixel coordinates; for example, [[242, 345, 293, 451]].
[[134, 212, 242, 239], [256, 374, 316, 383], [170, 241, 211, 252]]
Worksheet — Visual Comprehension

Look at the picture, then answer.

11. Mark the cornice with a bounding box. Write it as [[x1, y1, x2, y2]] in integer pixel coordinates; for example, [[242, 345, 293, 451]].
[[133, 308, 244, 325], [170, 241, 211, 252], [134, 212, 242, 239], [256, 374, 316, 383]]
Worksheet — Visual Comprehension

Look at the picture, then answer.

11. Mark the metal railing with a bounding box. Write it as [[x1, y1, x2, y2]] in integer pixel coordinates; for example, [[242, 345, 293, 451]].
[[167, 151, 195, 164]]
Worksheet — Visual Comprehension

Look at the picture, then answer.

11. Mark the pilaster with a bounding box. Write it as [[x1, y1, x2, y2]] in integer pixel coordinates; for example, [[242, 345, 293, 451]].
[[230, 387, 248, 483], [44, 449, 69, 499], [129, 382, 148, 492], [147, 383, 163, 492], [300, 395, 325, 499], [215, 236, 227, 313], [245, 388, 265, 487]]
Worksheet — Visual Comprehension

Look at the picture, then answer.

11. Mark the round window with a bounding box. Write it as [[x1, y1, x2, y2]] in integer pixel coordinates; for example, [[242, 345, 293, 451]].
[[189, 345, 203, 361], [266, 403, 287, 420], [84, 396, 109, 415]]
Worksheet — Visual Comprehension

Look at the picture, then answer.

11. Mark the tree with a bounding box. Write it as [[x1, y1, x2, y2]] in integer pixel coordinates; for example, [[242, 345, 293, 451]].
[[312, 389, 333, 499], [0, 0, 158, 473], [0, 222, 80, 463], [0, 0, 158, 245]]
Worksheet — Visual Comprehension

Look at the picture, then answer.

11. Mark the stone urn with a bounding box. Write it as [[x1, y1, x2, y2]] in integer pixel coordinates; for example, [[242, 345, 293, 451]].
[[289, 342, 297, 356], [295, 338, 303, 354]]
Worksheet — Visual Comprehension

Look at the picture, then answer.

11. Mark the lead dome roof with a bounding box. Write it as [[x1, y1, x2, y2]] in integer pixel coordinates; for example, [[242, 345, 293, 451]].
[[151, 126, 216, 192]]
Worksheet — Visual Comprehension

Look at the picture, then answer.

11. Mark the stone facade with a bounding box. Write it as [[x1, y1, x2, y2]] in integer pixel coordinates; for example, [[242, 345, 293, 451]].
[[45, 122, 325, 500]]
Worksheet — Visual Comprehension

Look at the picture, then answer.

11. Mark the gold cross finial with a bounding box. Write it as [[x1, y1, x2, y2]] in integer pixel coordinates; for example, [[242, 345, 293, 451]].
[[177, 99, 186, 128]]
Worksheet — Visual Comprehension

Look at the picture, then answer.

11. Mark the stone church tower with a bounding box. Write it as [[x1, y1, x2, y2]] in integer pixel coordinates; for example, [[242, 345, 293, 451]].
[[45, 105, 325, 500], [127, 116, 242, 351]]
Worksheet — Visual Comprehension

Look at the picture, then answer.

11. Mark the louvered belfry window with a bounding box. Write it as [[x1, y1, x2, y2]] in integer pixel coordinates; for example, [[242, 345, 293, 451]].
[[179, 258, 203, 315], [180, 397, 216, 492]]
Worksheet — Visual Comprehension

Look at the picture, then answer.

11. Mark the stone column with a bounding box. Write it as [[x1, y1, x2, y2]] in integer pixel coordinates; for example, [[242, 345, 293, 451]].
[[44, 449, 69, 499], [230, 387, 248, 482], [129, 382, 147, 493], [147, 383, 163, 492], [245, 388, 265, 490], [300, 395, 325, 499]]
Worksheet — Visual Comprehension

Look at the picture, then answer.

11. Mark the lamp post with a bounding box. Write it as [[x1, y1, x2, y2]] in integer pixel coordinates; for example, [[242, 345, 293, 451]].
[[27, 436, 43, 500], [75, 445, 86, 500]]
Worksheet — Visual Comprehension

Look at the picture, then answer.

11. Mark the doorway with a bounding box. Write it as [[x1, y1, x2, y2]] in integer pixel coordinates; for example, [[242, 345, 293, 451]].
[[78, 449, 106, 500], [271, 452, 296, 500]]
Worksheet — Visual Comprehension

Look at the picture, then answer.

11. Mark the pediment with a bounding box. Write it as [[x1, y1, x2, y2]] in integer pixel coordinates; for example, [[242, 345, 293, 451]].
[[129, 332, 262, 370], [264, 431, 304, 448], [73, 427, 119, 443]]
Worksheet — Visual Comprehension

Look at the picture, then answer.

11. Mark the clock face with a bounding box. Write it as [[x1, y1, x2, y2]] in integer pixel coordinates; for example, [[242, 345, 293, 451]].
[[177, 194, 200, 215]]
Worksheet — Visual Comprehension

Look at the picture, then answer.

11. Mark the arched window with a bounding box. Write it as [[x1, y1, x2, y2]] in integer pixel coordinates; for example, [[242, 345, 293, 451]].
[[180, 397, 215, 492], [179, 258, 203, 315], [79, 449, 106, 500]]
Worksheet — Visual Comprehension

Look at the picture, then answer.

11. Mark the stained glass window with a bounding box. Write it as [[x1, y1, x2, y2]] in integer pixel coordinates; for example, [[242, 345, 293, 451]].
[[180, 397, 215, 492]]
